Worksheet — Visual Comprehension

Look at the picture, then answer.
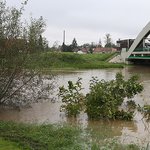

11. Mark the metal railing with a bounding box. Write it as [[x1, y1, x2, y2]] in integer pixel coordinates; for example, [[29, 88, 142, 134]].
[[126, 47, 150, 52]]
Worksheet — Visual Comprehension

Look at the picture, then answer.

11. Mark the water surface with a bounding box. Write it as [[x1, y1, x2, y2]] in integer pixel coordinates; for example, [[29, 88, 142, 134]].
[[1, 66, 150, 146]]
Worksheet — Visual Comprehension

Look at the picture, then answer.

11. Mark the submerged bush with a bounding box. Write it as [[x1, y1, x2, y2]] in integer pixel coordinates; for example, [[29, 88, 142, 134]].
[[58, 77, 85, 117], [58, 73, 144, 120], [85, 73, 144, 120]]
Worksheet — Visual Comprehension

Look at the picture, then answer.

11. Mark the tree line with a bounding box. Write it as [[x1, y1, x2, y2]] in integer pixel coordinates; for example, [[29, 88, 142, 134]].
[[50, 34, 117, 52]]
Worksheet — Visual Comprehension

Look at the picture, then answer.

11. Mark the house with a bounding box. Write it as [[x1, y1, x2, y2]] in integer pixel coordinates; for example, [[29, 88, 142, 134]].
[[93, 47, 117, 53], [81, 48, 90, 54], [73, 48, 90, 54], [72, 48, 78, 53], [78, 47, 117, 54]]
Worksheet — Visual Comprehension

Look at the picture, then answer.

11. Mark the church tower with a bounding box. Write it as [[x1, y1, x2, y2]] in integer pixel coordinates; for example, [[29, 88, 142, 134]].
[[98, 38, 102, 47]]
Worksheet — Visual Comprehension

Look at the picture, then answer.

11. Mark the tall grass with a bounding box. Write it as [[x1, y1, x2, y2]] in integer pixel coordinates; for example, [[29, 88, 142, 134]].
[[0, 121, 145, 150], [26, 52, 124, 69], [0, 121, 84, 150], [0, 137, 22, 150]]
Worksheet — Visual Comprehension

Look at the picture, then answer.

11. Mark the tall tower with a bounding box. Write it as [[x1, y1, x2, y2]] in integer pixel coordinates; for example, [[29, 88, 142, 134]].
[[98, 38, 102, 47], [63, 30, 65, 44]]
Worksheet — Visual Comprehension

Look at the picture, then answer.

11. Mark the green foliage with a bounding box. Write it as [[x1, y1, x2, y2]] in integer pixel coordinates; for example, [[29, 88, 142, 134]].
[[33, 52, 124, 69], [58, 73, 144, 120], [71, 38, 78, 50], [58, 78, 85, 117], [137, 97, 150, 120], [0, 121, 144, 150], [59, 53, 84, 64], [89, 47, 93, 54], [85, 73, 144, 120], [0, 1, 55, 108], [104, 33, 111, 44], [105, 42, 112, 47], [127, 100, 137, 109], [62, 43, 72, 52], [105, 42, 117, 48], [0, 121, 83, 150], [0, 137, 23, 150]]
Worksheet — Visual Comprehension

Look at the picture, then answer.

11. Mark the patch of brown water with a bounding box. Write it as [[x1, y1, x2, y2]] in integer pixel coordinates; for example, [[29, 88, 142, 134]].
[[0, 101, 150, 146], [1, 67, 150, 146]]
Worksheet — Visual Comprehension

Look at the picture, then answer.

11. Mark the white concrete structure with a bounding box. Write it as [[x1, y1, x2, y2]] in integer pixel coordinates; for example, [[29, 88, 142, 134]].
[[121, 22, 150, 64], [108, 55, 124, 63]]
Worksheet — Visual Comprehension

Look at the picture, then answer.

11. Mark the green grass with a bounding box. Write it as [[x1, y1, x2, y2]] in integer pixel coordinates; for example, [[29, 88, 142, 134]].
[[0, 121, 84, 150], [0, 121, 146, 150], [0, 137, 22, 150], [26, 52, 125, 69]]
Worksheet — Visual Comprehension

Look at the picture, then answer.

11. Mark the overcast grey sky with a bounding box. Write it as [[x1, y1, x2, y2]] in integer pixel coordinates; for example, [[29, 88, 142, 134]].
[[5, 0, 150, 47]]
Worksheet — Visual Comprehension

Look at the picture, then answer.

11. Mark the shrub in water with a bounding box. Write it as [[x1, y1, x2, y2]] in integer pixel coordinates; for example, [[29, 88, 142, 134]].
[[58, 73, 144, 120], [58, 77, 85, 117], [85, 73, 144, 120]]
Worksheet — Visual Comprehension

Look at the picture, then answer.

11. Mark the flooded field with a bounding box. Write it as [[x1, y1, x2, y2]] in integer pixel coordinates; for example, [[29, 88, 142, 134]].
[[1, 66, 150, 146]]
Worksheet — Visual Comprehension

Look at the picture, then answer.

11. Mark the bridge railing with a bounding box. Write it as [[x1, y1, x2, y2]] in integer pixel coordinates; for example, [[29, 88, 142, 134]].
[[126, 47, 150, 52]]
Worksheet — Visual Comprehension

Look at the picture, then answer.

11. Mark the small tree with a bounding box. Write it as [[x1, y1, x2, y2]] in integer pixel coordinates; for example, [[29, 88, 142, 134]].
[[0, 1, 55, 108], [85, 73, 144, 120], [58, 78, 84, 117], [105, 43, 117, 48], [89, 47, 93, 54], [104, 33, 112, 45], [51, 41, 59, 52], [61, 43, 72, 52], [38, 35, 47, 51], [71, 38, 78, 50]]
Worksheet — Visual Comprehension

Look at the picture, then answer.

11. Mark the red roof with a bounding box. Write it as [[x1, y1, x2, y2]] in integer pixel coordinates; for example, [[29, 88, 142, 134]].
[[93, 47, 117, 52]]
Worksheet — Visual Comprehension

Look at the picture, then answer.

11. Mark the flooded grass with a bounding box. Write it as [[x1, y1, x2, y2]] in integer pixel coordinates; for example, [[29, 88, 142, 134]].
[[0, 121, 147, 149]]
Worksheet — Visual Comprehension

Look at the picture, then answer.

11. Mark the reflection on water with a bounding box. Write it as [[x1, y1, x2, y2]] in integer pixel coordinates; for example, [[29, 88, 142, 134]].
[[0, 66, 150, 146]]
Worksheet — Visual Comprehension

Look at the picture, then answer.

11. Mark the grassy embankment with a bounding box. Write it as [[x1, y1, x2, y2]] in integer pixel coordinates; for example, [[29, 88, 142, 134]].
[[28, 52, 125, 69], [0, 121, 144, 150]]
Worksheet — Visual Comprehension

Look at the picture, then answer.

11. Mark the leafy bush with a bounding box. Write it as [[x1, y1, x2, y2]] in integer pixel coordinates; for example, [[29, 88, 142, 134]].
[[58, 78, 85, 117], [85, 73, 144, 120], [58, 73, 144, 120]]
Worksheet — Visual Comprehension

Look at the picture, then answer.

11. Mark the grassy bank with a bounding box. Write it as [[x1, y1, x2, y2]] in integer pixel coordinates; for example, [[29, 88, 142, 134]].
[[27, 52, 125, 69], [0, 121, 145, 150], [0, 137, 22, 150]]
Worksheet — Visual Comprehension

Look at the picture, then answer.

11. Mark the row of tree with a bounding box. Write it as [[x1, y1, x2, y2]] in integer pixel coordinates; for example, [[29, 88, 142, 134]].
[[51, 34, 117, 52], [0, 0, 116, 108]]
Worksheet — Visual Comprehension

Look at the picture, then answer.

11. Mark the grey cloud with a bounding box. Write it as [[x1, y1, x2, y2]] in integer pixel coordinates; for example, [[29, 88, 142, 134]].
[[5, 0, 150, 46]]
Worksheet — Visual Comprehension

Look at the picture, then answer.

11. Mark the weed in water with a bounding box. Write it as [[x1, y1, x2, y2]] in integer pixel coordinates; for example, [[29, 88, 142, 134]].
[[0, 121, 147, 149]]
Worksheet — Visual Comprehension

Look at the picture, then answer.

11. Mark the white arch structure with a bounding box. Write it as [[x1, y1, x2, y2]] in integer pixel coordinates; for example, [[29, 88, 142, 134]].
[[121, 21, 150, 63]]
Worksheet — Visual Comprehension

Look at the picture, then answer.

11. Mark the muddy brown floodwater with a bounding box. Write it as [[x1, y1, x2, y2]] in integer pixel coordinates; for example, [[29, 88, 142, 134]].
[[1, 66, 150, 146]]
